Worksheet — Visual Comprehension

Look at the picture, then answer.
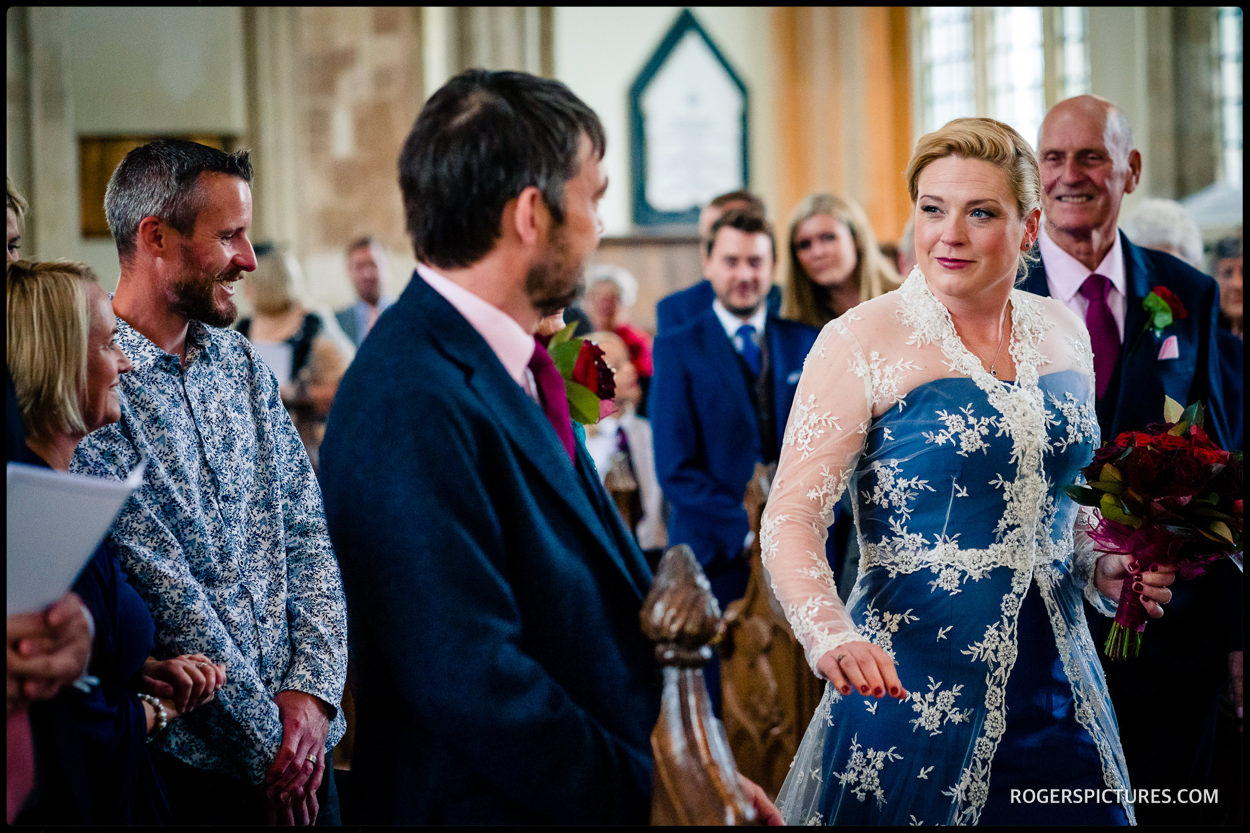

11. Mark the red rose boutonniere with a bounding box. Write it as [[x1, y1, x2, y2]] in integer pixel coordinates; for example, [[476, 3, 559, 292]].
[[544, 322, 616, 424], [1142, 285, 1187, 337]]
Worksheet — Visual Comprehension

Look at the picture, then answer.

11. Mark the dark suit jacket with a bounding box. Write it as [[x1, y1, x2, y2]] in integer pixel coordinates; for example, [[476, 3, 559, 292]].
[[318, 273, 659, 824], [655, 279, 782, 333], [1025, 232, 1239, 822], [650, 309, 818, 605], [1022, 231, 1231, 448]]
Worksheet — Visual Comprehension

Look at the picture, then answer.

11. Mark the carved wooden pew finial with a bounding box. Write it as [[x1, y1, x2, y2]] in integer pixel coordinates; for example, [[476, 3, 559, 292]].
[[642, 544, 757, 826]]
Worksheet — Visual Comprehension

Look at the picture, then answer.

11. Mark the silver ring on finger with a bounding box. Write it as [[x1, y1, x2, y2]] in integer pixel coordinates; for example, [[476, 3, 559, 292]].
[[305, 753, 318, 766]]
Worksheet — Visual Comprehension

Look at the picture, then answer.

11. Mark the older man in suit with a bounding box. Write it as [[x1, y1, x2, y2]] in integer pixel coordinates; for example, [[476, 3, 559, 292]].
[[333, 236, 394, 348], [318, 69, 778, 826], [1024, 93, 1239, 825]]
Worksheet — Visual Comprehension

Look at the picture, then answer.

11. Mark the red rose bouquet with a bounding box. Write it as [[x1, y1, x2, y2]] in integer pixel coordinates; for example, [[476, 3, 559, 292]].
[[1064, 397, 1243, 660], [544, 322, 616, 424]]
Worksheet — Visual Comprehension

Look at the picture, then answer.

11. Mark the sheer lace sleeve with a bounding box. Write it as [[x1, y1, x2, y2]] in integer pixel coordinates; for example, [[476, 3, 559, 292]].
[[761, 318, 876, 674]]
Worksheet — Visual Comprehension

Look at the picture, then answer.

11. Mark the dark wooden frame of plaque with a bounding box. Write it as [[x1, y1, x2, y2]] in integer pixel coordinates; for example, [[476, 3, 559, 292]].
[[628, 8, 750, 229]]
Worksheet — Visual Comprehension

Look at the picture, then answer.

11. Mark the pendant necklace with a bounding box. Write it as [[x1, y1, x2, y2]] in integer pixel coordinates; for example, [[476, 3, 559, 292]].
[[986, 303, 1009, 378]]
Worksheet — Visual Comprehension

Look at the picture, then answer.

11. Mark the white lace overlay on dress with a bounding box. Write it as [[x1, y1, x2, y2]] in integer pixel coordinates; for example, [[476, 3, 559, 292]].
[[764, 268, 1133, 825]]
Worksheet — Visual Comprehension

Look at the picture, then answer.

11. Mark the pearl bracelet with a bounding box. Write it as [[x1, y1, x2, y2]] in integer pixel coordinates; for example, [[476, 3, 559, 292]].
[[136, 692, 168, 743]]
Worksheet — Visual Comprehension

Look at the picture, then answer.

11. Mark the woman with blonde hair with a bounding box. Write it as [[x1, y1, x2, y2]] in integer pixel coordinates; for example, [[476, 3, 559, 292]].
[[781, 192, 900, 328], [236, 244, 354, 469], [762, 118, 1176, 825], [8, 259, 225, 823]]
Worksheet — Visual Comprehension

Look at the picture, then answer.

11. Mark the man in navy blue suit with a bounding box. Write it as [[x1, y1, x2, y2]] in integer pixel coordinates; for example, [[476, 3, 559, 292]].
[[655, 190, 781, 333], [652, 209, 819, 616], [318, 69, 778, 826], [1024, 94, 1239, 825]]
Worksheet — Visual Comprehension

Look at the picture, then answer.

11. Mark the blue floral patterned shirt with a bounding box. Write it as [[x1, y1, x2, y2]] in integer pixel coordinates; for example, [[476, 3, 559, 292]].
[[71, 317, 348, 785]]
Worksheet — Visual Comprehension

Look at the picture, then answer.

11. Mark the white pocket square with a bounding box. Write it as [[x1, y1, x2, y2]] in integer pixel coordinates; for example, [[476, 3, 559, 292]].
[[1156, 334, 1179, 360]]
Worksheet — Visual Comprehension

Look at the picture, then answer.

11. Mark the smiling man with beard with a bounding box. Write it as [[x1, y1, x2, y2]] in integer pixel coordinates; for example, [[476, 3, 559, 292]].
[[71, 140, 348, 826]]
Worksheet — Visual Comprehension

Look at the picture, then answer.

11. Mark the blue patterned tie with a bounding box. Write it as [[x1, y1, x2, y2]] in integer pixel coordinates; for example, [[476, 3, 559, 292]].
[[737, 324, 761, 376]]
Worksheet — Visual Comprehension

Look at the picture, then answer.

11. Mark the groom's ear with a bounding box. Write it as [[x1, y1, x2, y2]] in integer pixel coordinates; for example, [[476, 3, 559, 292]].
[[511, 186, 547, 248]]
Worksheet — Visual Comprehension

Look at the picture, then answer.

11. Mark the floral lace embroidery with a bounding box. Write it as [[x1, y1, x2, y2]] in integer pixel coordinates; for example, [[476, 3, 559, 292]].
[[833, 733, 904, 806], [861, 460, 936, 522], [859, 603, 918, 662], [921, 405, 997, 456], [1046, 391, 1099, 454], [909, 677, 975, 736], [786, 393, 842, 461]]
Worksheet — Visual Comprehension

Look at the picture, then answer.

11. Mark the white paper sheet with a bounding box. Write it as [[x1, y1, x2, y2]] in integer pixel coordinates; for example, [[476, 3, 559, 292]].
[[6, 459, 146, 616], [253, 341, 293, 388]]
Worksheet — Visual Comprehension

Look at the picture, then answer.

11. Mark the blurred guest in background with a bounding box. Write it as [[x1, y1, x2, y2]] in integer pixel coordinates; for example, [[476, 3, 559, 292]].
[[237, 243, 354, 470], [1122, 197, 1205, 270], [781, 192, 900, 329], [655, 190, 780, 333], [583, 330, 666, 564], [896, 217, 917, 277], [582, 265, 654, 409], [1211, 234, 1243, 339], [7, 177, 27, 263], [9, 259, 226, 824], [334, 236, 395, 348]]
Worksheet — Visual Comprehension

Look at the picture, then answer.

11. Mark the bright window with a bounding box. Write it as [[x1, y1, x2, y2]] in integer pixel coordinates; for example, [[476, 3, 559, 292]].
[[914, 7, 1089, 148], [1218, 7, 1242, 184]]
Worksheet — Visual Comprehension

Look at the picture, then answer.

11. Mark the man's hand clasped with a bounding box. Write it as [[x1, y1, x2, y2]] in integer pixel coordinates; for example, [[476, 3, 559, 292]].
[[262, 690, 332, 826]]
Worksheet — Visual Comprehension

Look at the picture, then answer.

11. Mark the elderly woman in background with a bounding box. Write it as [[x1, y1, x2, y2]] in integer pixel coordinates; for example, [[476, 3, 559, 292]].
[[236, 244, 354, 470], [582, 264, 654, 387], [7, 259, 226, 823], [762, 118, 1176, 825], [1121, 197, 1205, 270], [781, 192, 900, 329]]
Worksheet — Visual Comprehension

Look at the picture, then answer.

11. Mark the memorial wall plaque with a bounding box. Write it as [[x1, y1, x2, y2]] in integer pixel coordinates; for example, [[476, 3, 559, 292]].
[[629, 9, 749, 228]]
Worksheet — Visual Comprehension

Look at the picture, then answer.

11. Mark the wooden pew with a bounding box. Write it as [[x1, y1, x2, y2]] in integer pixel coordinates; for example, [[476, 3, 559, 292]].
[[641, 544, 758, 825], [717, 463, 825, 799]]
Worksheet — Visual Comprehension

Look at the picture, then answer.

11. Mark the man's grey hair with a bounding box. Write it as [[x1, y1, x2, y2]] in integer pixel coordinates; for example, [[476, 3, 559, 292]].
[[104, 138, 253, 262]]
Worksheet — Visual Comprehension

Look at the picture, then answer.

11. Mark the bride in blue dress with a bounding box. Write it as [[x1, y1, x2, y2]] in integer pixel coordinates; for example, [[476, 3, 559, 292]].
[[760, 117, 1177, 825]]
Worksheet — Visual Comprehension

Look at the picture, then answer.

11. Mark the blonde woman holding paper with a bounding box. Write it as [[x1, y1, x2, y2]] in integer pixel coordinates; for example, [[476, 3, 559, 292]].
[[7, 259, 226, 823]]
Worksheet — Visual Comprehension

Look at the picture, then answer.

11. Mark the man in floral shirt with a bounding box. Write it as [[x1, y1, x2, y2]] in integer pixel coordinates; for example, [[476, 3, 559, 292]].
[[72, 140, 347, 825]]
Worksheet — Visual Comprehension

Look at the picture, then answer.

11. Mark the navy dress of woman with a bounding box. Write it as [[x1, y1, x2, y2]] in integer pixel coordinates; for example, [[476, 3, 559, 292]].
[[12, 441, 170, 825]]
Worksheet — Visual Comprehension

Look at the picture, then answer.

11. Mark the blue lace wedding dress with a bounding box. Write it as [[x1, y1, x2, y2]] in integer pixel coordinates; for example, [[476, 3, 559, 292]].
[[761, 269, 1134, 825]]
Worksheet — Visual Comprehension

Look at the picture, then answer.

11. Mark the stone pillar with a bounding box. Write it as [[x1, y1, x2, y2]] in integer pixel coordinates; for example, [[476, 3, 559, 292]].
[[21, 7, 76, 261]]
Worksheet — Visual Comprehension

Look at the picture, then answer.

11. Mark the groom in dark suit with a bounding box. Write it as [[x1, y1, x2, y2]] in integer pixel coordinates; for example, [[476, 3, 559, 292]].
[[1024, 93, 1239, 825], [318, 69, 778, 826]]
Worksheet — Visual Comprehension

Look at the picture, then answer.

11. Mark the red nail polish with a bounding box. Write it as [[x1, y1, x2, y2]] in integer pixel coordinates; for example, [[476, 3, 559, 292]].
[[860, 685, 869, 694], [1133, 581, 1143, 592], [1149, 564, 1159, 572], [840, 685, 850, 695], [889, 686, 899, 696], [874, 687, 884, 696]]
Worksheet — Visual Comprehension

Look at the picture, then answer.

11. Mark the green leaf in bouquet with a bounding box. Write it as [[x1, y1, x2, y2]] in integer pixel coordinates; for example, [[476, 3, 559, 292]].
[[1182, 400, 1205, 430], [1099, 493, 1142, 527], [1101, 463, 1123, 483], [546, 321, 578, 350], [548, 338, 580, 377], [1162, 395, 1184, 424], [1089, 480, 1126, 496], [1063, 485, 1102, 506], [1207, 520, 1236, 545], [564, 379, 601, 424]]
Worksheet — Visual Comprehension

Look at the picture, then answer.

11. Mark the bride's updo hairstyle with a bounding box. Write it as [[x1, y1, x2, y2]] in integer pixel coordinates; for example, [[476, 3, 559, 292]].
[[904, 117, 1041, 278]]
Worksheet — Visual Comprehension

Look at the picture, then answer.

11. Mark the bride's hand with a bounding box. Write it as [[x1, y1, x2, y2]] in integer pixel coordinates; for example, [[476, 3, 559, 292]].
[[817, 642, 909, 700], [1093, 553, 1177, 618]]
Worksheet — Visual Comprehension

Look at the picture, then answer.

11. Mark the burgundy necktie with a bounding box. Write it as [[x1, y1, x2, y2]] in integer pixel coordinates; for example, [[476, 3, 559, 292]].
[[528, 338, 577, 463], [1079, 273, 1120, 399]]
